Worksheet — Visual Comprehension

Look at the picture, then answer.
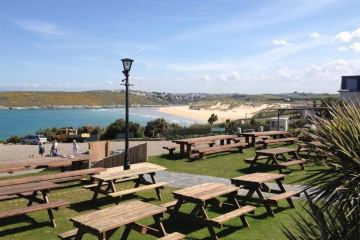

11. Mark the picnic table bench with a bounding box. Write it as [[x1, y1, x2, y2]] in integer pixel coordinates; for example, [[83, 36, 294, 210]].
[[162, 145, 178, 156], [192, 142, 247, 159], [87, 163, 167, 202], [241, 131, 289, 147], [245, 147, 306, 173], [231, 173, 300, 216], [0, 154, 91, 174], [168, 182, 256, 240], [0, 181, 67, 227], [0, 168, 105, 189], [172, 135, 237, 158], [58, 200, 168, 240], [297, 141, 326, 158]]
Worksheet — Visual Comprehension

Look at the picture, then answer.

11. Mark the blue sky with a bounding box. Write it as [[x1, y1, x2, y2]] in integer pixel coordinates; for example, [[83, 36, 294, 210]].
[[0, 0, 360, 93]]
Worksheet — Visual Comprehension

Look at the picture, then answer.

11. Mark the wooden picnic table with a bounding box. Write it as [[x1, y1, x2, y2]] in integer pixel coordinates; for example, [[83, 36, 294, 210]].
[[297, 141, 326, 158], [245, 147, 306, 173], [69, 200, 167, 240], [0, 181, 67, 227], [241, 131, 289, 147], [88, 163, 167, 202], [0, 154, 91, 174], [231, 173, 299, 216], [172, 135, 237, 158], [169, 182, 256, 240]]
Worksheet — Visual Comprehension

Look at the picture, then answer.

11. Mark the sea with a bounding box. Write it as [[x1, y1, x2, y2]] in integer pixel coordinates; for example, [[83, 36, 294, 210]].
[[0, 107, 196, 140]]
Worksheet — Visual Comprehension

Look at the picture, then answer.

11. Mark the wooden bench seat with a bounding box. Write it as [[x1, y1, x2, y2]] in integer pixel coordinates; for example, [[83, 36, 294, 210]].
[[208, 205, 256, 228], [109, 182, 168, 198], [0, 168, 105, 188], [0, 200, 67, 228], [158, 232, 185, 240], [160, 200, 177, 210], [268, 191, 300, 204], [195, 142, 247, 159], [262, 137, 298, 148], [58, 229, 78, 239], [278, 159, 306, 169], [163, 146, 177, 156]]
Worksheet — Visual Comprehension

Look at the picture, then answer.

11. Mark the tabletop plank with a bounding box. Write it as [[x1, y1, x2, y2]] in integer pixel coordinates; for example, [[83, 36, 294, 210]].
[[93, 163, 166, 181], [0, 181, 59, 196], [256, 147, 296, 155], [173, 183, 238, 201], [71, 200, 166, 233], [241, 131, 288, 137], [231, 173, 285, 185], [172, 135, 237, 144]]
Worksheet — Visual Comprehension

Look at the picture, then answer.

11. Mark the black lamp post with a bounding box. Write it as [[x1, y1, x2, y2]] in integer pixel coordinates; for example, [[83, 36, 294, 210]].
[[121, 58, 134, 170]]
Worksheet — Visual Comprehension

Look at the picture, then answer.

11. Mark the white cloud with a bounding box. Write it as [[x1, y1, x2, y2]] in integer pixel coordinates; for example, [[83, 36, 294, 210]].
[[106, 81, 113, 86], [309, 32, 320, 39], [350, 42, 360, 52], [14, 19, 67, 36], [337, 46, 348, 52], [334, 28, 360, 42], [165, 62, 236, 72], [272, 39, 291, 46]]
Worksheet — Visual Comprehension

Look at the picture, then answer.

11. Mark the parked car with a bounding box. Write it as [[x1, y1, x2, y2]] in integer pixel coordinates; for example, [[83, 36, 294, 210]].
[[21, 135, 48, 145]]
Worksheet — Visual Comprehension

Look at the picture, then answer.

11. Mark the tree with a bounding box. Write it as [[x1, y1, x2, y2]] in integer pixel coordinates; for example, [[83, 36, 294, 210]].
[[207, 113, 218, 125], [144, 118, 169, 137], [101, 119, 143, 140], [283, 102, 360, 239]]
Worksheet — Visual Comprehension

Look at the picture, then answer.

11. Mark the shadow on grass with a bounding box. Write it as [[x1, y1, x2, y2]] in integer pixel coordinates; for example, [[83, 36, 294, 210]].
[[0, 215, 51, 237]]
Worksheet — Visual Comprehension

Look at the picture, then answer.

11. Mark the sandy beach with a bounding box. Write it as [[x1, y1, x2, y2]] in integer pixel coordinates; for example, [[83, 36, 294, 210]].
[[158, 104, 271, 123]]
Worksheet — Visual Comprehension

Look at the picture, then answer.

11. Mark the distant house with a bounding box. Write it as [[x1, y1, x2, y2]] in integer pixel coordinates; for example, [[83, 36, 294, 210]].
[[339, 75, 360, 104]]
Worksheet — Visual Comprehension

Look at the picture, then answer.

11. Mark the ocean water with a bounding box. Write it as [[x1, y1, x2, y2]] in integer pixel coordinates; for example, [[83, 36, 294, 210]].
[[0, 107, 196, 140]]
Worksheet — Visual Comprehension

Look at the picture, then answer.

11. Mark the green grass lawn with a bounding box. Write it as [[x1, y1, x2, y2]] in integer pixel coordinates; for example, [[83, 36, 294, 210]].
[[0, 145, 323, 239], [149, 144, 327, 185]]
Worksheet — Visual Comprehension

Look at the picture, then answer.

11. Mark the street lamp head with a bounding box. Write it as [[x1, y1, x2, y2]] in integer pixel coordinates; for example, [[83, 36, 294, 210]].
[[121, 58, 134, 73]]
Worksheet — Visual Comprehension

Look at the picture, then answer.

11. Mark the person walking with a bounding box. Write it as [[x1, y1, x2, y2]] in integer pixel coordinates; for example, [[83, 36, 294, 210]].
[[72, 140, 80, 155], [38, 142, 45, 156]]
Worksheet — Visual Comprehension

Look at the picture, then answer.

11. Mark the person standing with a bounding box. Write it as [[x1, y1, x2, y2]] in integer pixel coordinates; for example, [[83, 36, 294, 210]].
[[72, 140, 80, 155], [51, 139, 59, 156], [38, 142, 45, 156]]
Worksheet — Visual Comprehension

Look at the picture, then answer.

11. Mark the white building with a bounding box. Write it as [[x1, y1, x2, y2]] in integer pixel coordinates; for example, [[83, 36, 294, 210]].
[[339, 75, 360, 104]]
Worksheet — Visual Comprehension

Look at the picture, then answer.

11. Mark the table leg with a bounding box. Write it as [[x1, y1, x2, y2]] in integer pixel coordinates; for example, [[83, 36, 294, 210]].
[[186, 144, 192, 158], [251, 136, 256, 147], [92, 179, 104, 201], [109, 180, 117, 193], [121, 226, 132, 240], [179, 144, 185, 155], [153, 214, 167, 237], [74, 228, 84, 240], [134, 174, 144, 188], [26, 191, 38, 206], [275, 179, 295, 208], [255, 188, 274, 217], [41, 190, 56, 227], [197, 203, 219, 240], [245, 136, 249, 143], [150, 173, 162, 201]]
